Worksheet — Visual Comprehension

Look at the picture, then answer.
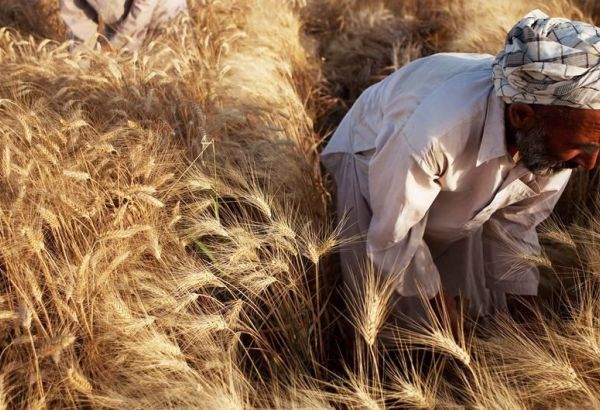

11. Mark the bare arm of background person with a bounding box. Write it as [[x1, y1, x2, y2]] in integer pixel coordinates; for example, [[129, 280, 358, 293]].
[[110, 0, 159, 50]]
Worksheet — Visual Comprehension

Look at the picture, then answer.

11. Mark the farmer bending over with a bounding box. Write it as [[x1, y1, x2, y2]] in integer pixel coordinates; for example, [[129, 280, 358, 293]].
[[321, 10, 600, 326], [59, 0, 187, 51]]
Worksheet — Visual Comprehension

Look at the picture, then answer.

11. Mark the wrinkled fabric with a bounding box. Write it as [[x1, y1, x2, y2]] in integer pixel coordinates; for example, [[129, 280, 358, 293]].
[[59, 0, 187, 51], [493, 9, 600, 108], [321, 53, 571, 317]]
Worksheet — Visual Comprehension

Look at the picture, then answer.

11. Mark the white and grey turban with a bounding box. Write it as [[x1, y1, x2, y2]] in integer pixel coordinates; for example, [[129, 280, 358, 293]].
[[492, 9, 600, 109]]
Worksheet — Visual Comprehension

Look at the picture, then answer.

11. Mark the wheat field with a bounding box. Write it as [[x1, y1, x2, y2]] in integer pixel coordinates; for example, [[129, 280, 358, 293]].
[[1, 0, 600, 408]]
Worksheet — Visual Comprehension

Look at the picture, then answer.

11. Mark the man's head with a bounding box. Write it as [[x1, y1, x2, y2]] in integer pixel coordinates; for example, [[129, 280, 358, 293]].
[[493, 9, 600, 175], [507, 103, 600, 176]]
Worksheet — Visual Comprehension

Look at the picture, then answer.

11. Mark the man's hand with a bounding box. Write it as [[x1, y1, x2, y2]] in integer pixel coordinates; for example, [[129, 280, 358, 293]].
[[506, 294, 543, 334], [432, 288, 462, 338], [507, 294, 538, 321]]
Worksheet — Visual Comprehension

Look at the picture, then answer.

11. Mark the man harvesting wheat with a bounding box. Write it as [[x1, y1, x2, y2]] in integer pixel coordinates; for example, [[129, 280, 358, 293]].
[[322, 10, 600, 326], [59, 0, 187, 51]]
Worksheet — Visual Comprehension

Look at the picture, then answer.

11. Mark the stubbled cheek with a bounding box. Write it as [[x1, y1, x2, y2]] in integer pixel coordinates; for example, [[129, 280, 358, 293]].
[[552, 150, 579, 161]]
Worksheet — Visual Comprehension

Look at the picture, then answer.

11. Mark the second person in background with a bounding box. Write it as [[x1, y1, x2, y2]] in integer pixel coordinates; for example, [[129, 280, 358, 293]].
[[59, 0, 187, 51]]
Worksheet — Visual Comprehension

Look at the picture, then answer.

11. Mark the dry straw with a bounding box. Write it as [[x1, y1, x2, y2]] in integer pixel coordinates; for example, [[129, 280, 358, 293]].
[[2, 0, 600, 408]]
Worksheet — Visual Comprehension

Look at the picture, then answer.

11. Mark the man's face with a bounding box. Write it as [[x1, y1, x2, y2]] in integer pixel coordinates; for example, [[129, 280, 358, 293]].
[[515, 106, 600, 176]]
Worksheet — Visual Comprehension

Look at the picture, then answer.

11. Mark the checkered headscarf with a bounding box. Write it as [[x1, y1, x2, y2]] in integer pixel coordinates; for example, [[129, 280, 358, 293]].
[[492, 9, 600, 109]]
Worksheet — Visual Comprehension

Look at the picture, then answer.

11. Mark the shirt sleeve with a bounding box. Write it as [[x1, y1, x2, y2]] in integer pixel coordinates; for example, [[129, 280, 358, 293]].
[[482, 171, 571, 295], [110, 0, 160, 50], [59, 0, 98, 47], [366, 125, 444, 299]]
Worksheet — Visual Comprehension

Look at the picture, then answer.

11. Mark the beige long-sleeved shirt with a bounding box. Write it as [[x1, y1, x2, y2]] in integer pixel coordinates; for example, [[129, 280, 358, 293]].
[[321, 53, 571, 299], [59, 0, 187, 50]]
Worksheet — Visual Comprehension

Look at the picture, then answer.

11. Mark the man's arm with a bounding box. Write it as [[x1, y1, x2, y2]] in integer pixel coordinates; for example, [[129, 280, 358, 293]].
[[366, 129, 444, 299], [482, 170, 571, 297]]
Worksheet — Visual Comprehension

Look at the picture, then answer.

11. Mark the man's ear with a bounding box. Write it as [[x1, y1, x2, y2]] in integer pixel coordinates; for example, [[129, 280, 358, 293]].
[[507, 103, 536, 130]]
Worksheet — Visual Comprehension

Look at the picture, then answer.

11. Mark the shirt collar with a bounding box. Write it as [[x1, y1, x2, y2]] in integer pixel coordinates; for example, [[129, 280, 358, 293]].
[[476, 89, 510, 167]]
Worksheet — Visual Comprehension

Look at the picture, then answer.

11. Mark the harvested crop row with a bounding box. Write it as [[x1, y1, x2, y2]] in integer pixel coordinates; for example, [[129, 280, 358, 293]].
[[0, 0, 333, 408], [4, 0, 600, 408]]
